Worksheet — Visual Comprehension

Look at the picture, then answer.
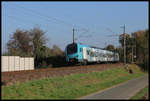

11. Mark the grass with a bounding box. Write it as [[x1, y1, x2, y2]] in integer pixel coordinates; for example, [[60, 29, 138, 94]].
[[131, 86, 149, 100], [2, 64, 147, 99]]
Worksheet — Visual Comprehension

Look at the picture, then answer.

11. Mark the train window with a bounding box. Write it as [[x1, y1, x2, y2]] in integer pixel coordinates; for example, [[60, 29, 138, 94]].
[[99, 53, 101, 56], [103, 54, 106, 57], [87, 50, 89, 55], [101, 53, 103, 56], [95, 52, 98, 57], [90, 51, 93, 56], [67, 43, 77, 54], [108, 54, 112, 58], [99, 53, 102, 57], [80, 48, 82, 52], [91, 52, 94, 57]]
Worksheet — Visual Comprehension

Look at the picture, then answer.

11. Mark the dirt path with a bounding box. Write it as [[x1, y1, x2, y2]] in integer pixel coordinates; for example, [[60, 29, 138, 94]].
[[79, 75, 148, 99], [1, 63, 123, 86]]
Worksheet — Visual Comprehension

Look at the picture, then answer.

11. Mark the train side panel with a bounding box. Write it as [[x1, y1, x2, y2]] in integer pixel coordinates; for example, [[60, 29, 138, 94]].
[[65, 43, 119, 64]]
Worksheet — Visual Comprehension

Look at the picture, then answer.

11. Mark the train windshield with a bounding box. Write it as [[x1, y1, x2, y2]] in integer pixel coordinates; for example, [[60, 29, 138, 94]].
[[67, 43, 77, 54]]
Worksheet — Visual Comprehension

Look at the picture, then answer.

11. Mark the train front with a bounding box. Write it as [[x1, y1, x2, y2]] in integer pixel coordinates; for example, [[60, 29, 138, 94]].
[[65, 43, 78, 64]]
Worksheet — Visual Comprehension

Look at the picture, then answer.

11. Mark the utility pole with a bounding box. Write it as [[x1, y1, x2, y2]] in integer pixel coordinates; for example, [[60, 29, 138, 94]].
[[134, 36, 136, 63], [121, 25, 126, 65], [132, 46, 134, 63], [73, 28, 75, 43], [132, 37, 136, 64]]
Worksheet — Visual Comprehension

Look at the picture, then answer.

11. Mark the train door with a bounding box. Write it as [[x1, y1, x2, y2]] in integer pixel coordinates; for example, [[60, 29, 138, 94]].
[[83, 47, 90, 62], [104, 50, 107, 62], [92, 48, 96, 62], [95, 49, 98, 62], [98, 50, 103, 62]]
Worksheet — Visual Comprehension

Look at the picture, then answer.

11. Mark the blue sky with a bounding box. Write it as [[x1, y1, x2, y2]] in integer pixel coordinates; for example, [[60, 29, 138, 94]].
[[2, 2, 148, 53]]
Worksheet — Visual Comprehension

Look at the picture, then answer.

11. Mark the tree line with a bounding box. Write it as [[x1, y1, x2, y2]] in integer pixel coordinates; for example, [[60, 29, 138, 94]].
[[3, 27, 66, 68], [3, 27, 149, 71], [104, 29, 149, 71]]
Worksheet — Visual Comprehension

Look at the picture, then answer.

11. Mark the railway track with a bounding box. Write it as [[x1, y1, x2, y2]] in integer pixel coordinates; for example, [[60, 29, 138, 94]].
[[2, 63, 123, 86]]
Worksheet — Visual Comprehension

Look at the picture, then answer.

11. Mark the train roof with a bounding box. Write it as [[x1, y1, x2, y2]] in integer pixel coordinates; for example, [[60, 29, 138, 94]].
[[67, 42, 118, 53], [78, 42, 106, 50], [79, 43, 119, 53]]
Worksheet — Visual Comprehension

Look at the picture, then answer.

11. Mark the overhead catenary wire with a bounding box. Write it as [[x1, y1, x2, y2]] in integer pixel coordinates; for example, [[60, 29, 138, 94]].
[[11, 4, 90, 31], [6, 5, 72, 31], [5, 15, 72, 49], [4, 3, 120, 50], [6, 15, 39, 27], [8, 3, 94, 43], [4, 14, 74, 52], [8, 4, 110, 39], [5, 6, 73, 35], [12, 4, 73, 27]]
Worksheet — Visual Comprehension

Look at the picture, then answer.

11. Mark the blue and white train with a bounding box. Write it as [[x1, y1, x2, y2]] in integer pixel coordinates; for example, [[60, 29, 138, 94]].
[[65, 43, 119, 65]]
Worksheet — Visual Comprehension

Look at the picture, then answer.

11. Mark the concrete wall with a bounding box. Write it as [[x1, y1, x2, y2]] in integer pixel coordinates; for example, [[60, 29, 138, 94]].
[[20, 58, 25, 71], [1, 56, 34, 72]]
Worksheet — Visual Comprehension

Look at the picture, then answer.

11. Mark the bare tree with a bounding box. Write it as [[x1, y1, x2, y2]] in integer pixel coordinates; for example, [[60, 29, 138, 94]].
[[7, 29, 32, 56]]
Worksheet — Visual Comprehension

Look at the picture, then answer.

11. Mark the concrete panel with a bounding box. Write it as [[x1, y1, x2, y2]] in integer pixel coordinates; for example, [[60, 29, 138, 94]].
[[29, 58, 34, 70], [14, 56, 20, 71], [24, 58, 29, 70], [8, 56, 15, 71], [2, 56, 9, 72], [2, 56, 34, 72], [27, 58, 30, 70], [32, 58, 34, 70], [28, 58, 31, 70], [20, 58, 25, 71], [28, 58, 32, 70]]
